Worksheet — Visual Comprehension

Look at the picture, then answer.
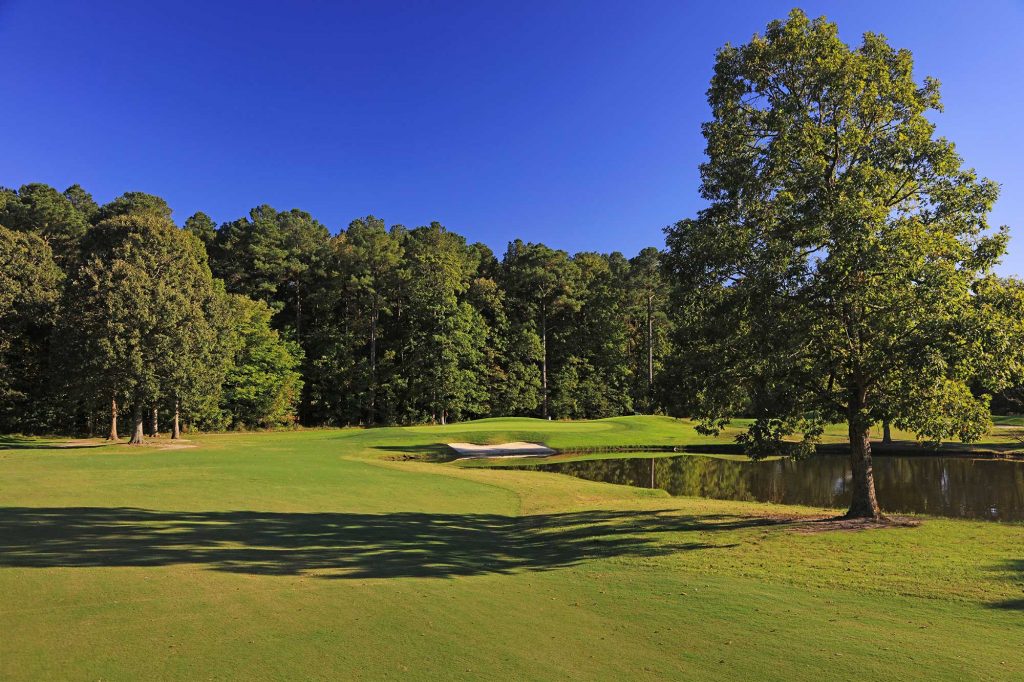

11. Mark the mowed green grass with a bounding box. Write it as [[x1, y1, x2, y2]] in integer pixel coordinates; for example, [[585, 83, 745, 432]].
[[1, 417, 1023, 681]]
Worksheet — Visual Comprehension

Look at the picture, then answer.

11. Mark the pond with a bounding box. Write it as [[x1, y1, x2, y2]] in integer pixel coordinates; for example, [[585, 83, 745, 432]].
[[498, 454, 1024, 521]]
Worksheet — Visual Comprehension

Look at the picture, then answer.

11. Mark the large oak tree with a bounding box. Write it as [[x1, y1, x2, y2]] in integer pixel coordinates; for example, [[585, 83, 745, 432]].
[[664, 10, 1021, 518]]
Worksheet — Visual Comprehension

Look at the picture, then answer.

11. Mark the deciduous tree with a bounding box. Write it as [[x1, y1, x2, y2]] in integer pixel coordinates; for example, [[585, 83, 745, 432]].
[[64, 213, 219, 443], [218, 295, 303, 428], [664, 10, 1021, 518], [0, 227, 63, 431]]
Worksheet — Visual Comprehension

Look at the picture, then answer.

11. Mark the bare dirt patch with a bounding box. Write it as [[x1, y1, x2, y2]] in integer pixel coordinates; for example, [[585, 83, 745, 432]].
[[62, 438, 198, 450], [786, 515, 922, 534], [157, 441, 197, 450], [725, 511, 922, 534]]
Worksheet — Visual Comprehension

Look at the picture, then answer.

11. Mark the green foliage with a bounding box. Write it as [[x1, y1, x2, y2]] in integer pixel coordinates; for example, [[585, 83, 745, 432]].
[[0, 178, 675, 432], [209, 204, 329, 337], [183, 211, 217, 245], [62, 184, 99, 222], [627, 247, 671, 412], [157, 232, 223, 428], [404, 223, 487, 423], [467, 274, 542, 417], [497, 244, 671, 420], [94, 191, 173, 223], [303, 218, 409, 425], [340, 216, 406, 423], [0, 226, 63, 431], [302, 219, 661, 427], [561, 252, 634, 417], [0, 183, 90, 265], [60, 212, 220, 435], [500, 241, 581, 417], [219, 294, 303, 428]]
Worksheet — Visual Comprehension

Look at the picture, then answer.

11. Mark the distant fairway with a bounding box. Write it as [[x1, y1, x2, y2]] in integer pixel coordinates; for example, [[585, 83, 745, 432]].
[[2, 417, 1023, 680]]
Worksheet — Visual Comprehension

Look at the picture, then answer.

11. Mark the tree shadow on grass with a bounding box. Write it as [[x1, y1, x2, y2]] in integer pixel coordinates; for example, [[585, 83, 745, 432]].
[[0, 507, 777, 579], [0, 436, 104, 451], [372, 444, 456, 462], [987, 559, 1024, 610]]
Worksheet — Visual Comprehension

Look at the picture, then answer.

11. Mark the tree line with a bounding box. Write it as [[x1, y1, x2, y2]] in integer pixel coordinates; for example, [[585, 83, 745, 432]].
[[0, 186, 672, 439]]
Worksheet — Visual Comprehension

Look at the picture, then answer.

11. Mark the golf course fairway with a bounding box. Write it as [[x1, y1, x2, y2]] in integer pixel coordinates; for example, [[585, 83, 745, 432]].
[[1, 417, 1022, 680]]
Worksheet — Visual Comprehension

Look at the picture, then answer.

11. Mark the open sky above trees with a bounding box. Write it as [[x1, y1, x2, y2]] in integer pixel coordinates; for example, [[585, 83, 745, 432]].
[[0, 0, 1021, 272]]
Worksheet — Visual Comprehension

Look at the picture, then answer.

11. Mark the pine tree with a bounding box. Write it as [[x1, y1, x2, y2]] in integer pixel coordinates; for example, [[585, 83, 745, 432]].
[[500, 241, 580, 418], [0, 183, 90, 267]]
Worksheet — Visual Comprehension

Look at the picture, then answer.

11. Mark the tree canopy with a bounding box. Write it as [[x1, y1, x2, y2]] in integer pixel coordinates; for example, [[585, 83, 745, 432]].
[[0, 226, 63, 431]]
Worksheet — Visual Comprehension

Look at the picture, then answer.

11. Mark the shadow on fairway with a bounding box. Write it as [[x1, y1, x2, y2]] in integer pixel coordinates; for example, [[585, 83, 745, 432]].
[[0, 507, 777, 579], [0, 436, 104, 451], [372, 444, 456, 461], [988, 559, 1024, 610]]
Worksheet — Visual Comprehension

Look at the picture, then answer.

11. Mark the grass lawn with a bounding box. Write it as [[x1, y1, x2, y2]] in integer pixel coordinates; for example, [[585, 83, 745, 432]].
[[2, 416, 1023, 680]]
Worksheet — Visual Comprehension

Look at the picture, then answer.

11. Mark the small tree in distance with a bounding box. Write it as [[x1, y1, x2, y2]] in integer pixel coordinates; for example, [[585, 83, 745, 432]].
[[664, 10, 1024, 518]]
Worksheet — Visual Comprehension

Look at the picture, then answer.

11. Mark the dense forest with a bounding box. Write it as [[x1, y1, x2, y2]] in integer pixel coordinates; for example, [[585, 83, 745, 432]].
[[0, 183, 674, 439]]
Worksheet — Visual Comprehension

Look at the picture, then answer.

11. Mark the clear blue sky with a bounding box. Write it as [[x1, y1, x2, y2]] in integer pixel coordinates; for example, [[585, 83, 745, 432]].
[[2, 1, 1022, 271]]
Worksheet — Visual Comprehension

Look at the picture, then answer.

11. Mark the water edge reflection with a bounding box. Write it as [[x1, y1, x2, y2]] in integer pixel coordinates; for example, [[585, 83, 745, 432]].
[[499, 454, 1024, 521]]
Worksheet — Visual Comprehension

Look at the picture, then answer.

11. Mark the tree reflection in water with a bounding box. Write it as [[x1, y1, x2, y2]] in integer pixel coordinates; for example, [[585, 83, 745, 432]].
[[504, 455, 1024, 521]]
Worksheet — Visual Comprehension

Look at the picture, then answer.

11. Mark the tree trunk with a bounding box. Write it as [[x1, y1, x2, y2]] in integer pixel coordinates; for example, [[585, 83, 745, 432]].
[[440, 409, 447, 426], [108, 396, 119, 441], [150, 406, 159, 437], [129, 404, 145, 445], [847, 420, 882, 519], [882, 419, 892, 444], [541, 306, 548, 419], [171, 399, 181, 439], [647, 293, 654, 406], [369, 303, 377, 425], [295, 281, 302, 342]]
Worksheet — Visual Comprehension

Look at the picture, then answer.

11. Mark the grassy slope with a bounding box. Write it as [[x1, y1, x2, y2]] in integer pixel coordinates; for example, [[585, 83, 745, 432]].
[[1, 418, 1022, 681]]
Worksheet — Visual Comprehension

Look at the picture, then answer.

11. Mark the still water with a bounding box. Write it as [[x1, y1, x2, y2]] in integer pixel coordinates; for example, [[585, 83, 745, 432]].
[[501, 454, 1024, 521]]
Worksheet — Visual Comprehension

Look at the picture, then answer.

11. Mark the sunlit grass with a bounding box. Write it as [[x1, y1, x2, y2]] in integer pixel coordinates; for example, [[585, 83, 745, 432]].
[[1, 419, 1022, 680]]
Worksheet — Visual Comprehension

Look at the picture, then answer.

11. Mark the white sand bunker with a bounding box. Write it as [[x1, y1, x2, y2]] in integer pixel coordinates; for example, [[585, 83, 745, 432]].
[[447, 441, 555, 459]]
